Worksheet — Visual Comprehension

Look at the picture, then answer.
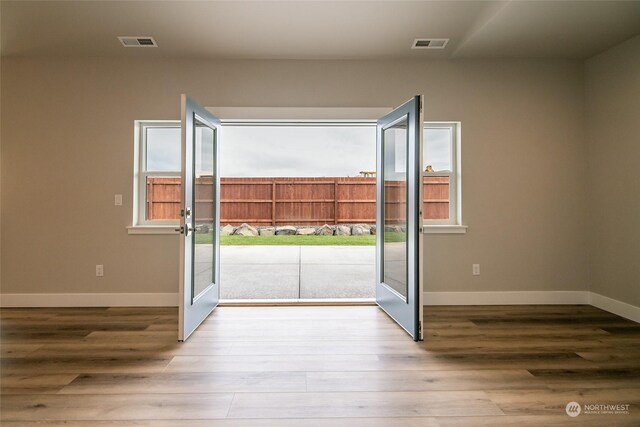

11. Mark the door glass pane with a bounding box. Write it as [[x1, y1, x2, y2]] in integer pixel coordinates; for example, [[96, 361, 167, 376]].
[[424, 127, 452, 172], [192, 120, 215, 302], [383, 118, 408, 298]]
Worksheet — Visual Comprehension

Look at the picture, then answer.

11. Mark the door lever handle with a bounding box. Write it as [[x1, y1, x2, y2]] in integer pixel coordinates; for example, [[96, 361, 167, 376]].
[[174, 224, 195, 236]]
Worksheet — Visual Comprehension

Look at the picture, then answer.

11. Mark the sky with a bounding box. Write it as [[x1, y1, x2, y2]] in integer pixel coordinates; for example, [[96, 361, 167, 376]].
[[145, 124, 452, 176]]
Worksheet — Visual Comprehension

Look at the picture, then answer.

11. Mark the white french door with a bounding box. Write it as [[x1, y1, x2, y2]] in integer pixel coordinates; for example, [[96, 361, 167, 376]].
[[178, 94, 221, 341], [375, 96, 424, 341]]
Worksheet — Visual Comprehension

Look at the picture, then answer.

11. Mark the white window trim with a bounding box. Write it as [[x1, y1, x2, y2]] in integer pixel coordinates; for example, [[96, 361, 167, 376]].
[[424, 224, 467, 234], [127, 225, 179, 235], [129, 115, 464, 235], [423, 122, 462, 227], [132, 120, 181, 228]]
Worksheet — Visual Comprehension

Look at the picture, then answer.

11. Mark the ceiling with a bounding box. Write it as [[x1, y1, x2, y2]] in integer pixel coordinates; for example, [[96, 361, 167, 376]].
[[1, 1, 639, 60]]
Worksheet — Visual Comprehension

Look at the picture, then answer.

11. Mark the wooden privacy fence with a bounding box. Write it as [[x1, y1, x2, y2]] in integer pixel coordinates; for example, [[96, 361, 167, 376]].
[[146, 177, 449, 225]]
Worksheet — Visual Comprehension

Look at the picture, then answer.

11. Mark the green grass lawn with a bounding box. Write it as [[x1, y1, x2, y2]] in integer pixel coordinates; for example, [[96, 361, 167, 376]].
[[195, 232, 406, 246]]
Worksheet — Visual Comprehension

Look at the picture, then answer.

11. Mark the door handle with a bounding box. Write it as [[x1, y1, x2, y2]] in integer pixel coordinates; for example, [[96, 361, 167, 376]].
[[175, 223, 196, 236]]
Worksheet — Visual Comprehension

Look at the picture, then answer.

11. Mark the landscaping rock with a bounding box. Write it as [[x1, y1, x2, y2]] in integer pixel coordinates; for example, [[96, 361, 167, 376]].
[[220, 224, 236, 236], [357, 223, 372, 233], [370, 225, 377, 235], [351, 225, 367, 236], [276, 226, 297, 235], [316, 224, 334, 236], [336, 225, 351, 236], [234, 223, 258, 236], [385, 225, 402, 233], [296, 227, 316, 235], [259, 227, 275, 236]]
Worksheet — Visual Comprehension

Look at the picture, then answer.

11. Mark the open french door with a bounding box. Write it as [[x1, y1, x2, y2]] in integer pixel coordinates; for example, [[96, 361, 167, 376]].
[[178, 94, 221, 341], [376, 95, 424, 341]]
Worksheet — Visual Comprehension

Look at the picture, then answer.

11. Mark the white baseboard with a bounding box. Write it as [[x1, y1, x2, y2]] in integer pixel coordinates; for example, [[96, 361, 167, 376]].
[[1, 291, 637, 324], [0, 293, 178, 307], [422, 291, 639, 323], [423, 291, 590, 305], [589, 292, 640, 323]]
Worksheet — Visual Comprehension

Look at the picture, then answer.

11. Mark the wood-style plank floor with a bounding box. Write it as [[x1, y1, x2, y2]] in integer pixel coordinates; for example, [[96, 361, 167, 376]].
[[1, 305, 639, 426]]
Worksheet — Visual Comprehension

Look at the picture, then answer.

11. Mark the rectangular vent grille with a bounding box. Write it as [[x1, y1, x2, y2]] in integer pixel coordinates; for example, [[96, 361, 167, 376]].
[[412, 38, 449, 49], [118, 36, 158, 48]]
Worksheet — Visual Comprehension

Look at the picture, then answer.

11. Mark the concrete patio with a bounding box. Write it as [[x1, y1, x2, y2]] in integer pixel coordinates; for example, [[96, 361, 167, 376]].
[[219, 245, 375, 299]]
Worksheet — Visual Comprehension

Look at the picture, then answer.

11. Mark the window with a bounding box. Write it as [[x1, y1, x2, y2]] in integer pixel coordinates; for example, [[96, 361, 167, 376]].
[[132, 120, 462, 229], [423, 123, 460, 225], [134, 121, 181, 226]]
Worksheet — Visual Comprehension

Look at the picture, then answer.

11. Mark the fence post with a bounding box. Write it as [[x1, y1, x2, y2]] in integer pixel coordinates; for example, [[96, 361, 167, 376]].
[[272, 180, 276, 226], [334, 180, 338, 225]]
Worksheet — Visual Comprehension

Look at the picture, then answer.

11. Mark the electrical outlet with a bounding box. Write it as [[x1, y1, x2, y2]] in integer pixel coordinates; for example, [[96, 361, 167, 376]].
[[114, 194, 123, 206], [472, 264, 480, 276], [96, 265, 104, 277]]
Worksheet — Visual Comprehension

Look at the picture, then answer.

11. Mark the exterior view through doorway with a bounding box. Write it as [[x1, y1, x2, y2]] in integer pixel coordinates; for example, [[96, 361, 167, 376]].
[[217, 122, 378, 301]]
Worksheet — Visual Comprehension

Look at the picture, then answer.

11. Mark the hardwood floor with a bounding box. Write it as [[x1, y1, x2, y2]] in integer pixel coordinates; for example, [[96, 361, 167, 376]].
[[1, 305, 639, 426]]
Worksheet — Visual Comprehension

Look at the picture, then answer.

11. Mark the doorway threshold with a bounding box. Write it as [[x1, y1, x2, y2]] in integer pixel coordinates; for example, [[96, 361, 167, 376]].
[[219, 298, 376, 306]]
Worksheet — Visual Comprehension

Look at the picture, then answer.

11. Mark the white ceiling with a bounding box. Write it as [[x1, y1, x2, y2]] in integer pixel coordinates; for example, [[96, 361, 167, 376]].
[[1, 1, 639, 60]]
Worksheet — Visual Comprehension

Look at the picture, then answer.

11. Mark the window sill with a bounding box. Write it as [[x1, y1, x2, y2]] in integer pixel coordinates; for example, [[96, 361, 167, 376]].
[[423, 225, 467, 234], [127, 225, 179, 235]]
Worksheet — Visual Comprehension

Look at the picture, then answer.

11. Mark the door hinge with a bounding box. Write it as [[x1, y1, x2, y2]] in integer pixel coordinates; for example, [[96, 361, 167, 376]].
[[418, 321, 422, 335]]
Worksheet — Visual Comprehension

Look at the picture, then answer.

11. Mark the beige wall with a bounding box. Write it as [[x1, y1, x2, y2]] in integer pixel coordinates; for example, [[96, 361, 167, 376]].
[[1, 58, 589, 295], [585, 36, 640, 306]]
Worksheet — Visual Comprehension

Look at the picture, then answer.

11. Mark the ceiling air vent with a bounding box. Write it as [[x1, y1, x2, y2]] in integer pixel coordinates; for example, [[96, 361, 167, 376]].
[[411, 38, 449, 49], [118, 36, 158, 48]]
